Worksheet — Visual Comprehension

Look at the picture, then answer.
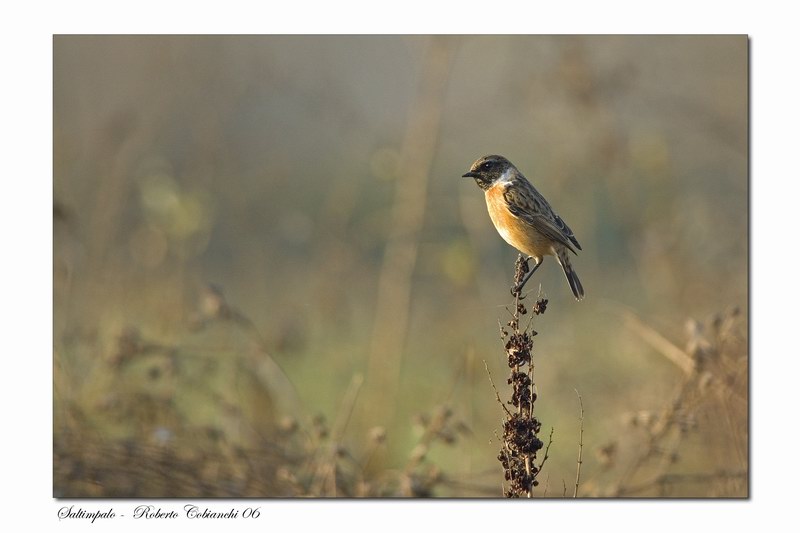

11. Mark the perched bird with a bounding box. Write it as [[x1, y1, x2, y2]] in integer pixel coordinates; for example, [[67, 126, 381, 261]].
[[463, 154, 584, 300]]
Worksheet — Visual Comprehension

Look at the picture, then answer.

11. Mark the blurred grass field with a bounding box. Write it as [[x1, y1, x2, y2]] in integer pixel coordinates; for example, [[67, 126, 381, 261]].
[[53, 35, 747, 497]]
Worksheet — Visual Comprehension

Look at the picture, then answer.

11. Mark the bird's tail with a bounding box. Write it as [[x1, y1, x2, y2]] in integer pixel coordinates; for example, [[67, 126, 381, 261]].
[[556, 247, 584, 301]]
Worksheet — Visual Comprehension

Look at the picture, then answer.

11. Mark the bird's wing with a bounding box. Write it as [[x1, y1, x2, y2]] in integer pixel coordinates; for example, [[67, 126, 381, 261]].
[[503, 180, 582, 254]]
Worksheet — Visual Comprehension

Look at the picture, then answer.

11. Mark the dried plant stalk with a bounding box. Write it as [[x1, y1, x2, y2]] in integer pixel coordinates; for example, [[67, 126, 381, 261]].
[[494, 255, 549, 497]]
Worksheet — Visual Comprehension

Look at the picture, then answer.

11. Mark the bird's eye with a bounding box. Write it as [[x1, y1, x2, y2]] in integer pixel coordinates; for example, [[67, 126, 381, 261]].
[[481, 161, 493, 170]]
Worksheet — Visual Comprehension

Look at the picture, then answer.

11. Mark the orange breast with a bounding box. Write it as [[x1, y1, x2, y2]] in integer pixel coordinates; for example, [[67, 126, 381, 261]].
[[485, 184, 554, 260]]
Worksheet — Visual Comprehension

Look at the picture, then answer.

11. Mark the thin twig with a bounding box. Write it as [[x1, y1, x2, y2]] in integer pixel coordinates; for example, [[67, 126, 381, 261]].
[[311, 374, 364, 496], [574, 389, 584, 498], [524, 456, 532, 498], [538, 427, 555, 472], [483, 360, 511, 417], [332, 374, 365, 441]]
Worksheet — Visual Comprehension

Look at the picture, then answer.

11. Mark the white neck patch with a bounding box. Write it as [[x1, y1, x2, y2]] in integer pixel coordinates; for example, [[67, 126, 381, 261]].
[[498, 166, 515, 184]]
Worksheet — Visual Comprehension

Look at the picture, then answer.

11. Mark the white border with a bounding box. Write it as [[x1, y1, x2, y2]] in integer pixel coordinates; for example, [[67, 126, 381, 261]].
[[4, 0, 798, 531]]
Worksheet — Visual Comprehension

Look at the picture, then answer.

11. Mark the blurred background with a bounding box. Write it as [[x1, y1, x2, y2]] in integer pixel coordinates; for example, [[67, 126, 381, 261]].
[[53, 35, 747, 497]]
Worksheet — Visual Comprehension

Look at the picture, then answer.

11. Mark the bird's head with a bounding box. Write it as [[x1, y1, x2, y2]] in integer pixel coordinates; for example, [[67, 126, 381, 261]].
[[462, 154, 515, 191]]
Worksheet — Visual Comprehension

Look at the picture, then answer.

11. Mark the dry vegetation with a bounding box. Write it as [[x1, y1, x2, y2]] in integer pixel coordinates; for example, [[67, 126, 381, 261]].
[[491, 256, 550, 497], [54, 285, 475, 497]]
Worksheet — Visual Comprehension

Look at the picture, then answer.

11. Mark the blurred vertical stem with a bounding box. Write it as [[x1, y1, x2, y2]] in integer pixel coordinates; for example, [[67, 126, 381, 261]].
[[365, 37, 458, 422]]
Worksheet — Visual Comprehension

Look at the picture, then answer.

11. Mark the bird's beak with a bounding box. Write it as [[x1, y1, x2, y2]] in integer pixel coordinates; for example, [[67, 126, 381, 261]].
[[462, 171, 478, 179]]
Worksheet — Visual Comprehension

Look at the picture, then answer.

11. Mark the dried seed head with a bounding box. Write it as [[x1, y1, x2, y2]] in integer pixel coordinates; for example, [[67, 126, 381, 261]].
[[368, 426, 387, 444], [279, 416, 298, 434], [410, 443, 428, 463], [533, 298, 548, 315]]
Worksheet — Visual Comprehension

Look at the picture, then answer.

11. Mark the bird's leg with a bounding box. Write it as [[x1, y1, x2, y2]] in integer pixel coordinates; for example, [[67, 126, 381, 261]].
[[512, 256, 541, 296]]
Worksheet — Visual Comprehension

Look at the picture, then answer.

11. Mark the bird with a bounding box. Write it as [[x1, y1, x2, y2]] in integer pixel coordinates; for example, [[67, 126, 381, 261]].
[[462, 154, 584, 300]]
